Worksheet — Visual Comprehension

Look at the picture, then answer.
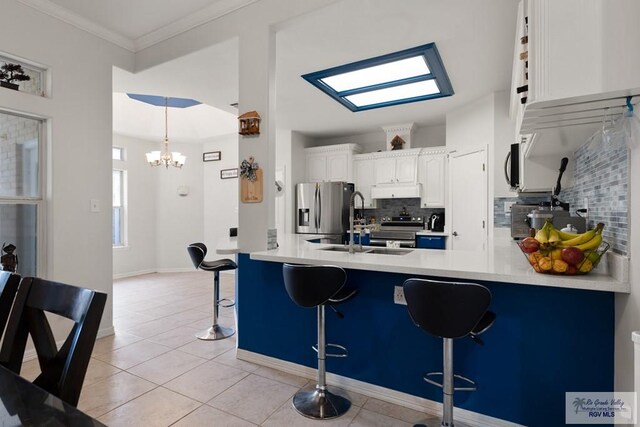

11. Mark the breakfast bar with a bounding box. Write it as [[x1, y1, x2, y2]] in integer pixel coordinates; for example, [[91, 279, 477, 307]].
[[236, 235, 628, 426]]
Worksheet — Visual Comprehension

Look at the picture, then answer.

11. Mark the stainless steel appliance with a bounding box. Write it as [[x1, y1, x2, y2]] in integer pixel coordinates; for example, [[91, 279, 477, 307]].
[[510, 203, 538, 239], [369, 216, 423, 248], [296, 182, 354, 237], [427, 213, 445, 232]]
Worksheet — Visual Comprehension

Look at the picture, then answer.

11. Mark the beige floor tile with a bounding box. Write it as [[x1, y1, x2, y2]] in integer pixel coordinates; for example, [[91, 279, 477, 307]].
[[164, 360, 249, 403], [20, 358, 41, 382], [161, 309, 213, 326], [171, 405, 256, 427], [77, 371, 156, 418], [208, 374, 299, 424], [93, 340, 172, 370], [253, 366, 308, 387], [349, 408, 413, 427], [98, 387, 200, 427], [262, 399, 360, 427], [121, 317, 185, 338], [127, 350, 207, 385], [177, 336, 236, 360], [187, 314, 235, 330], [83, 358, 121, 386], [363, 397, 435, 424], [113, 312, 157, 330], [92, 331, 143, 356], [213, 349, 260, 373], [147, 325, 201, 348]]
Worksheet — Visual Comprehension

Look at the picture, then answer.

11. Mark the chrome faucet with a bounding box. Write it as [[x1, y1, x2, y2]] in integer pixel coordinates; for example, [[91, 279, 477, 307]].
[[349, 191, 365, 254]]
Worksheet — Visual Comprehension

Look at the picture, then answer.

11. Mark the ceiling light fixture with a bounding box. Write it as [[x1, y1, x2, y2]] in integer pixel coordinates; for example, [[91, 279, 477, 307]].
[[302, 43, 453, 112], [145, 97, 186, 169]]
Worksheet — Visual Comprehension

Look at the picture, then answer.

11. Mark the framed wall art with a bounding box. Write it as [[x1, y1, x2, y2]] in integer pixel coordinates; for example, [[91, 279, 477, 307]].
[[221, 168, 238, 179], [203, 151, 221, 162]]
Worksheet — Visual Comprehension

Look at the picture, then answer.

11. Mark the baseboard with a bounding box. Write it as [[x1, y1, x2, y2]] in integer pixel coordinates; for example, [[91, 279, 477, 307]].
[[23, 326, 116, 362], [237, 349, 524, 427], [113, 269, 156, 280], [155, 267, 199, 274]]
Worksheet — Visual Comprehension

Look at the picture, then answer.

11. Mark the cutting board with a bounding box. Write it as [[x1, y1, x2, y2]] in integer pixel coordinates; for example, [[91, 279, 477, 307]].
[[241, 168, 263, 203]]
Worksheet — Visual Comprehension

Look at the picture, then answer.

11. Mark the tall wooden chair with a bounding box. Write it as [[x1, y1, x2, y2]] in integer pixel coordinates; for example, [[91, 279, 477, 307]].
[[0, 277, 107, 407], [0, 272, 21, 340]]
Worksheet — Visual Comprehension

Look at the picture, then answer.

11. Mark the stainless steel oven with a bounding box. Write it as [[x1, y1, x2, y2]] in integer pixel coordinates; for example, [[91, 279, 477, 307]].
[[369, 217, 423, 247]]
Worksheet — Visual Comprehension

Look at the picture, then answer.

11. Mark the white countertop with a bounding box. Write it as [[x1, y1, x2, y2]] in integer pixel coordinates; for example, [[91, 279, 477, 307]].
[[216, 236, 239, 255], [416, 231, 449, 237], [250, 233, 630, 293]]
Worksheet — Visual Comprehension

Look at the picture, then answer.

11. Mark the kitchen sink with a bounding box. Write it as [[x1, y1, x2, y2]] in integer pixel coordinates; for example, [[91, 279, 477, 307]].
[[318, 245, 412, 255], [366, 248, 413, 255], [319, 245, 369, 253]]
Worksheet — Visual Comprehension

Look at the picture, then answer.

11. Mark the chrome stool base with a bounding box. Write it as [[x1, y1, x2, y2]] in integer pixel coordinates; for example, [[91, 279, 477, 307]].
[[196, 324, 235, 341], [292, 387, 351, 420]]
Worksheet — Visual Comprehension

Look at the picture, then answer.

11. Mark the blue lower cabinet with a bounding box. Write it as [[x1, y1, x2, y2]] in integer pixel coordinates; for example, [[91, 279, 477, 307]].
[[348, 233, 370, 245], [416, 235, 446, 249]]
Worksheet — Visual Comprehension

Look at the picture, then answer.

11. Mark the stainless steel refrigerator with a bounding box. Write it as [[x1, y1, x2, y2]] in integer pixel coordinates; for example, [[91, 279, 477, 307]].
[[296, 182, 354, 237]]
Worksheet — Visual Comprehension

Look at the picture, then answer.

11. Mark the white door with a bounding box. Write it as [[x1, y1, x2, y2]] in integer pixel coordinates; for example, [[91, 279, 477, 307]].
[[374, 157, 396, 184], [395, 156, 417, 183], [450, 149, 487, 251], [307, 155, 326, 182]]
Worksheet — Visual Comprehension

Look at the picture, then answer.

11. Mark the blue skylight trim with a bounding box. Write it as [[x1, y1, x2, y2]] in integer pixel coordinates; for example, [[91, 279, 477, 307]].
[[302, 43, 454, 112], [126, 94, 202, 108]]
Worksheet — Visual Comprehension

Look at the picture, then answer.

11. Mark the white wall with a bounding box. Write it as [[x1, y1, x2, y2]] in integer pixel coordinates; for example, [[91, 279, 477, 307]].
[[203, 134, 239, 250], [112, 134, 158, 278], [155, 142, 205, 271], [493, 91, 516, 198], [0, 1, 134, 337]]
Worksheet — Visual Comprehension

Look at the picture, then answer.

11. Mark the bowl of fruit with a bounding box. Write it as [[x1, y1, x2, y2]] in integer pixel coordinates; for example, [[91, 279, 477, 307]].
[[518, 222, 609, 275]]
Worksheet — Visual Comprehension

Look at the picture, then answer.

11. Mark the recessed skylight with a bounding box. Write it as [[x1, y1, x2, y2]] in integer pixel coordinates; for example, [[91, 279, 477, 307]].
[[302, 43, 453, 112]]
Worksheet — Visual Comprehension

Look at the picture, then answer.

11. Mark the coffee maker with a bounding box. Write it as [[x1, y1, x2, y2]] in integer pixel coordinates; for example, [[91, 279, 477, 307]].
[[427, 213, 445, 232]]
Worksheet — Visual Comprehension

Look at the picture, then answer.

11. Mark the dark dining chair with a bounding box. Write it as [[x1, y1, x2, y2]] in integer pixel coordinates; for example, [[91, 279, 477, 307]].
[[0, 277, 107, 407], [0, 272, 21, 340]]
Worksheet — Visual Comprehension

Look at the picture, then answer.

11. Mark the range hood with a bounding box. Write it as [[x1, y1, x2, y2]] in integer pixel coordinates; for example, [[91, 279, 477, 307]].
[[371, 184, 421, 200]]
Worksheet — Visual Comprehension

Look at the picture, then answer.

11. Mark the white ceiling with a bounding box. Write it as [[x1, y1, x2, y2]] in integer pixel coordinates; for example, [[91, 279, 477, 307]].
[[48, 0, 518, 139]]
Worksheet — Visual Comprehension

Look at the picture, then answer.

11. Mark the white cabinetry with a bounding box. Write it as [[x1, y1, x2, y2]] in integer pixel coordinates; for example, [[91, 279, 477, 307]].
[[353, 155, 377, 208], [373, 150, 418, 185], [418, 149, 446, 208], [305, 144, 361, 183]]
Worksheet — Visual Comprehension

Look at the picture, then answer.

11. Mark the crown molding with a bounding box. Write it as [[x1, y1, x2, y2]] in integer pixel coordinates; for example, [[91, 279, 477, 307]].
[[134, 0, 260, 52], [17, 0, 136, 52], [16, 0, 260, 53]]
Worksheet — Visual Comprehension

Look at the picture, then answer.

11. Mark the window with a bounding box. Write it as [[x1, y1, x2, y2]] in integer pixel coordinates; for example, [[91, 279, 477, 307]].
[[112, 146, 124, 161], [0, 55, 45, 96], [112, 170, 126, 247], [0, 110, 43, 276], [302, 43, 454, 112]]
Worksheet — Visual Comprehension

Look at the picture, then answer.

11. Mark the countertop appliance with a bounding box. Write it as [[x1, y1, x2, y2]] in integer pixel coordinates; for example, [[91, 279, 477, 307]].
[[511, 203, 539, 239], [369, 215, 424, 248], [296, 182, 354, 238], [427, 213, 445, 232]]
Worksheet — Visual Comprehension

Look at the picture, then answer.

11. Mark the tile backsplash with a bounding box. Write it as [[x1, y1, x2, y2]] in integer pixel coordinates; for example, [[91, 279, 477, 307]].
[[362, 198, 444, 225], [494, 142, 629, 255]]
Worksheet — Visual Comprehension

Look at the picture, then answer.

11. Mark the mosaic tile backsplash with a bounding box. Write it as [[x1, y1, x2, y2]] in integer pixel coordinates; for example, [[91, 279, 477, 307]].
[[494, 142, 629, 255], [361, 198, 444, 226]]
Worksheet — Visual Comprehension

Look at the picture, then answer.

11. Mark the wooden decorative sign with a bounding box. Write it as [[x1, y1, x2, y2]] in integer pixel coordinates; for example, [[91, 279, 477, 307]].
[[241, 168, 263, 203], [238, 111, 261, 135]]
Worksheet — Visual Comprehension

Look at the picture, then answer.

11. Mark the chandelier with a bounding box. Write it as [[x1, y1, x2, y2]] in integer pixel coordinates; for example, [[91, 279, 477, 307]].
[[145, 97, 186, 168]]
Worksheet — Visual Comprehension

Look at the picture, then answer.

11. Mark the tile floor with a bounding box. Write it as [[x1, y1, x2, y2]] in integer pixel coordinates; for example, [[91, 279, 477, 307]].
[[21, 271, 441, 426]]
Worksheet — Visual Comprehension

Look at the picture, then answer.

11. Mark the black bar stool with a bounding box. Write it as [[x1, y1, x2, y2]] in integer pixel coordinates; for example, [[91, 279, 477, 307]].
[[187, 243, 237, 341], [403, 278, 496, 427], [282, 263, 357, 420]]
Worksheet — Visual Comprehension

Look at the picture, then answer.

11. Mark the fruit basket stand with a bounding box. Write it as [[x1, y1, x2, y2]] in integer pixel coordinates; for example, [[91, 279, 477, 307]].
[[518, 241, 609, 275]]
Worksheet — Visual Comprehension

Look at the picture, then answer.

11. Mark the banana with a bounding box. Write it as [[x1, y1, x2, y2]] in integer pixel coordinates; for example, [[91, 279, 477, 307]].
[[558, 223, 604, 247], [557, 229, 580, 240], [557, 229, 596, 247], [547, 227, 561, 245], [534, 224, 549, 244], [575, 233, 602, 252]]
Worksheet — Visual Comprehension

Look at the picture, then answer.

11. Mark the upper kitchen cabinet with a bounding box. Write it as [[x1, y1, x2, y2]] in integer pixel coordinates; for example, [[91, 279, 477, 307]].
[[418, 148, 447, 208], [511, 0, 640, 157], [353, 155, 377, 208], [305, 143, 362, 183], [373, 149, 419, 185]]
